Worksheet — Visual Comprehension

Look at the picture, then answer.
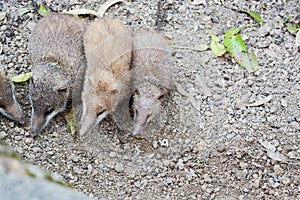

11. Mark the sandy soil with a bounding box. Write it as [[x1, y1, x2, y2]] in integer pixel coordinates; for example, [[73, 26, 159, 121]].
[[1, 0, 299, 199]]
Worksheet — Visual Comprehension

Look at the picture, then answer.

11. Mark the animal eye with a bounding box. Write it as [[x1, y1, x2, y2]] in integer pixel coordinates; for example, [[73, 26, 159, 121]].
[[45, 108, 55, 116], [145, 114, 150, 122], [0, 104, 5, 109], [134, 89, 140, 95], [97, 110, 105, 117]]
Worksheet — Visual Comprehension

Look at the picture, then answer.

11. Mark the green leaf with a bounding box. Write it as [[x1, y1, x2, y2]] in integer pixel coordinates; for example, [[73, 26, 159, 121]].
[[225, 28, 240, 38], [286, 23, 298, 33], [64, 110, 77, 134], [210, 34, 226, 56], [224, 29, 247, 57], [37, 4, 50, 17], [11, 72, 32, 83], [234, 51, 259, 73], [17, 8, 31, 16], [241, 10, 263, 25], [65, 9, 99, 17], [0, 12, 6, 21]]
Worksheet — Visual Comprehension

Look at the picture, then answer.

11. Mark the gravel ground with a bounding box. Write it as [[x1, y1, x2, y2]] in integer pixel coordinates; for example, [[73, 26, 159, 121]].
[[1, 0, 300, 199]]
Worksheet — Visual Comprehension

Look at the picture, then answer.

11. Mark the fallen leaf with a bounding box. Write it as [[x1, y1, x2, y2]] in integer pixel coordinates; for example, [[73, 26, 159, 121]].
[[190, 98, 201, 111], [0, 12, 6, 21], [224, 28, 247, 57], [37, 4, 50, 17], [260, 140, 288, 162], [244, 95, 273, 107], [65, 8, 99, 17], [240, 10, 263, 25], [17, 8, 31, 16], [286, 23, 298, 34], [194, 74, 211, 97], [163, 35, 174, 45], [173, 44, 209, 52], [10, 72, 32, 83], [210, 34, 226, 56], [189, 0, 206, 5], [64, 110, 77, 134], [267, 150, 288, 162], [175, 82, 189, 96], [260, 140, 276, 152], [234, 50, 259, 73], [287, 151, 300, 160], [97, 0, 124, 17]]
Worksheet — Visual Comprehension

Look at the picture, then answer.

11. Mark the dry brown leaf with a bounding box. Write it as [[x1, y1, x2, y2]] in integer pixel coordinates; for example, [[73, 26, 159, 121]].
[[97, 0, 125, 17], [260, 140, 288, 162], [287, 151, 300, 160], [244, 95, 273, 107], [189, 0, 206, 5], [175, 82, 189, 96], [194, 74, 211, 97], [267, 151, 288, 162]]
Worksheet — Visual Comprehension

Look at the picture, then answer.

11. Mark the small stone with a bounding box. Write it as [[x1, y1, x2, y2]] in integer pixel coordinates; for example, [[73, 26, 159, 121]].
[[109, 151, 117, 158], [281, 176, 291, 185], [163, 160, 170, 167], [14, 136, 22, 141], [226, 150, 233, 156], [152, 141, 158, 149], [87, 164, 93, 175], [253, 179, 260, 188], [239, 162, 248, 169], [160, 139, 169, 147], [177, 159, 184, 170], [72, 155, 79, 163], [73, 166, 82, 175], [273, 165, 283, 176], [115, 163, 124, 173], [134, 181, 141, 188], [281, 99, 287, 107], [24, 137, 33, 144], [203, 174, 211, 182], [165, 177, 173, 185]]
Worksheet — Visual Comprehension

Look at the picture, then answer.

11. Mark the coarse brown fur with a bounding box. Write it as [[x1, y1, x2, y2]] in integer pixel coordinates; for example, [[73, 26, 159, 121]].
[[29, 13, 87, 136], [0, 69, 24, 124], [80, 18, 132, 136], [131, 31, 172, 135]]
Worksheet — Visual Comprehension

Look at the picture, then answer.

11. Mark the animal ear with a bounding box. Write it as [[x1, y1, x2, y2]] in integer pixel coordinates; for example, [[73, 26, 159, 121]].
[[158, 93, 165, 100], [58, 87, 68, 93]]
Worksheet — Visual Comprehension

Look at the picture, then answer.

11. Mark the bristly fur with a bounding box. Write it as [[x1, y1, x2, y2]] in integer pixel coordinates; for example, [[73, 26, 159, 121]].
[[131, 31, 172, 135], [29, 13, 87, 137], [80, 18, 132, 136], [0, 69, 24, 124]]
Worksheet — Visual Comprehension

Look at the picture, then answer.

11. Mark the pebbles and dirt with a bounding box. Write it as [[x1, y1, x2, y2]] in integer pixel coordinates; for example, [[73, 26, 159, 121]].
[[0, 0, 299, 199]]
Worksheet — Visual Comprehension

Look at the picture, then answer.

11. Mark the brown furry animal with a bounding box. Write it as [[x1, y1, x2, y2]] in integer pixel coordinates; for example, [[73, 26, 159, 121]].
[[131, 31, 172, 135], [80, 18, 132, 136], [29, 13, 87, 136], [0, 69, 24, 124]]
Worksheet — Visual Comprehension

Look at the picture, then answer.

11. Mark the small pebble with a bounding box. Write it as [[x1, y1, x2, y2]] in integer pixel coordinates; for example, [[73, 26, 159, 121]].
[[115, 163, 124, 173]]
